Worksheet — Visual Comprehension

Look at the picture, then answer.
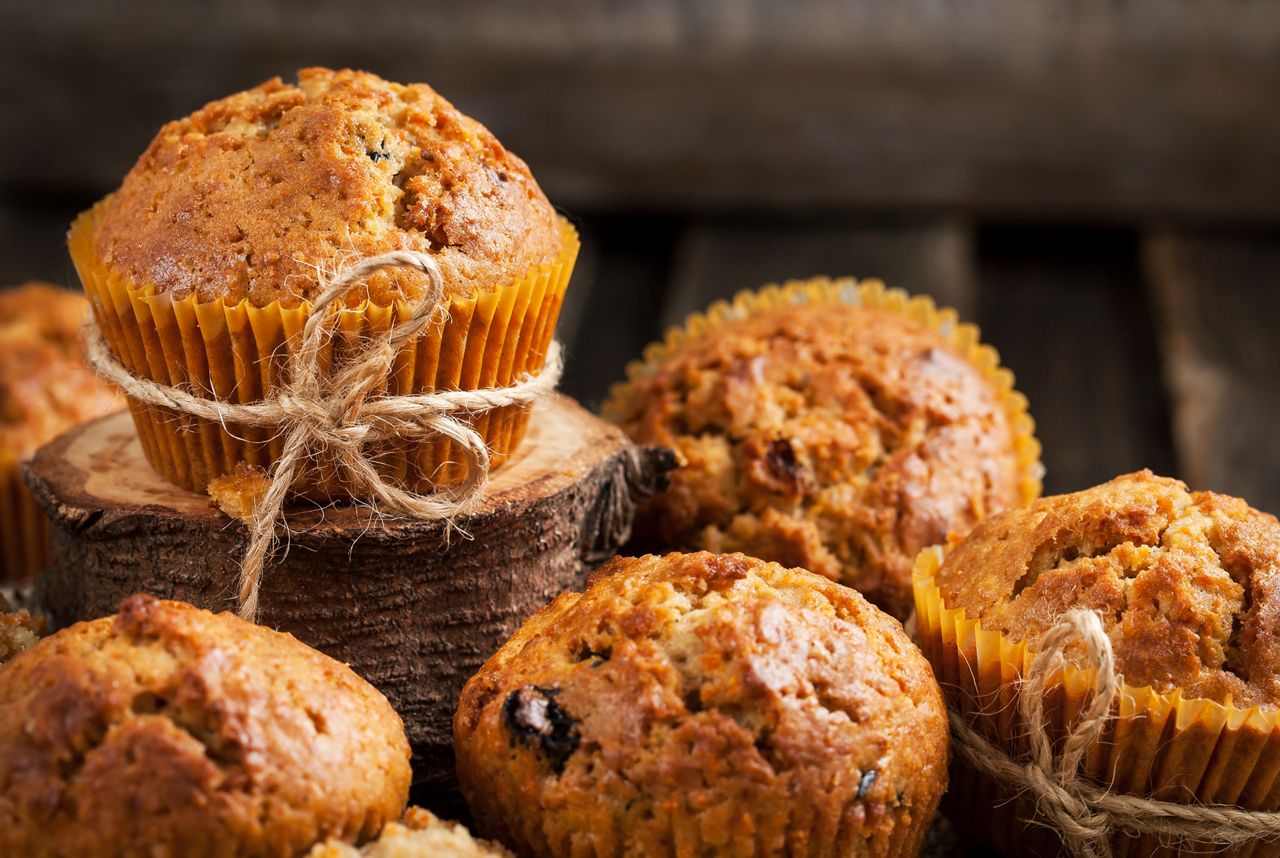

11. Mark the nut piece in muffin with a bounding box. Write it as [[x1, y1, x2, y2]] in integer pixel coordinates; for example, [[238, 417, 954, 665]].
[[0, 282, 117, 461], [0, 592, 43, 664], [936, 469, 1280, 707], [454, 551, 949, 858], [91, 67, 563, 307], [606, 290, 1031, 619], [0, 594, 412, 856], [307, 807, 512, 857]]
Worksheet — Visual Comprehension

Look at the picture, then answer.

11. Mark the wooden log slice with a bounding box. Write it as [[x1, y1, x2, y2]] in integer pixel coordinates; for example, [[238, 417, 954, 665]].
[[24, 394, 675, 799]]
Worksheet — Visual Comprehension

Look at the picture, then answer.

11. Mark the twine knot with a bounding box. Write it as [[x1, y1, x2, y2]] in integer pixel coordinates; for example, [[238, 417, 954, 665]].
[[949, 608, 1280, 857], [85, 250, 563, 621]]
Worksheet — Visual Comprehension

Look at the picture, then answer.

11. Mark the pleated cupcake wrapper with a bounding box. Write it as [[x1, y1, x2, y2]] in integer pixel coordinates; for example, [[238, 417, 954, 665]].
[[912, 545, 1280, 857], [69, 200, 579, 496], [602, 276, 1044, 508], [0, 450, 48, 584]]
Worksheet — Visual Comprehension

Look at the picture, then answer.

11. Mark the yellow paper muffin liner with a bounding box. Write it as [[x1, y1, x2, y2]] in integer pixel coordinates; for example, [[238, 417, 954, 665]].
[[913, 544, 1280, 857], [68, 200, 579, 496], [0, 450, 48, 584]]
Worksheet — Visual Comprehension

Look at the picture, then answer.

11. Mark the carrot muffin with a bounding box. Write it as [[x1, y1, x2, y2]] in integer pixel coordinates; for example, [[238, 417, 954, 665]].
[[0, 594, 412, 856], [0, 282, 118, 582], [915, 470, 1280, 856], [307, 807, 512, 857], [455, 551, 949, 857], [70, 67, 578, 494], [605, 280, 1039, 619]]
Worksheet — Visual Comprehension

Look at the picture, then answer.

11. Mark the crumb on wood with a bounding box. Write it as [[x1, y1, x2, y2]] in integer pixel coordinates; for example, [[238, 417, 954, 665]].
[[208, 463, 272, 523]]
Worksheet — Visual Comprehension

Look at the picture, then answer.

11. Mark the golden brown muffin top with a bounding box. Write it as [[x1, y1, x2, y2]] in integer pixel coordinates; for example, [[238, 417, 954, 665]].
[[455, 552, 948, 856], [939, 470, 1280, 708], [307, 808, 512, 857], [608, 301, 1023, 619], [0, 282, 118, 459], [91, 67, 563, 308], [0, 594, 412, 856]]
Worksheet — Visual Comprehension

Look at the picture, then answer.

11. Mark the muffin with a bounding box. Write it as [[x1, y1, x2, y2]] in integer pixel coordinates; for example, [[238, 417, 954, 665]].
[[914, 470, 1280, 857], [307, 808, 512, 857], [455, 551, 949, 857], [69, 67, 578, 496], [0, 592, 43, 664], [0, 282, 119, 581], [0, 593, 412, 856], [604, 279, 1041, 619]]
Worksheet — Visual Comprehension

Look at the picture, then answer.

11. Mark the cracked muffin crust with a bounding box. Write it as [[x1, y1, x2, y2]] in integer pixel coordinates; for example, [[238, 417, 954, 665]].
[[0, 281, 118, 582], [606, 296, 1027, 619], [91, 67, 562, 307], [307, 807, 512, 857], [454, 552, 948, 857], [936, 469, 1280, 707], [0, 594, 412, 857], [0, 282, 117, 461]]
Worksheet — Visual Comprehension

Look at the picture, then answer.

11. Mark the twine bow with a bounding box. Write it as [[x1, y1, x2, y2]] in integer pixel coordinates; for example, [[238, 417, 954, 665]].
[[85, 251, 562, 620], [949, 609, 1280, 857]]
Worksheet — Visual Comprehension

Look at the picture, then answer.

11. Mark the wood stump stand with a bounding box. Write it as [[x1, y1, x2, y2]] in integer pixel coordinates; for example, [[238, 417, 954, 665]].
[[24, 395, 674, 795]]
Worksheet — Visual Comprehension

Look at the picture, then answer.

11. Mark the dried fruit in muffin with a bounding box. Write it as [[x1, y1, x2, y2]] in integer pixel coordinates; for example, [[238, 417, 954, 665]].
[[607, 294, 1030, 619], [936, 469, 1280, 707], [454, 551, 949, 857], [0, 594, 411, 856], [92, 67, 563, 308], [307, 807, 512, 857]]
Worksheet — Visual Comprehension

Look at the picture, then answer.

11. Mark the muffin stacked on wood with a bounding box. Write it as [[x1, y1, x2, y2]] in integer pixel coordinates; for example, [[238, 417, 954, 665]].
[[0, 594, 412, 856], [455, 551, 949, 857], [914, 470, 1280, 856], [70, 66, 578, 496], [0, 282, 117, 581], [605, 280, 1040, 618]]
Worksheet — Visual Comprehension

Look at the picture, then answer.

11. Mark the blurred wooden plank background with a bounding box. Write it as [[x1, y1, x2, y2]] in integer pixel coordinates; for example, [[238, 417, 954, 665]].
[[1, 0, 1278, 514]]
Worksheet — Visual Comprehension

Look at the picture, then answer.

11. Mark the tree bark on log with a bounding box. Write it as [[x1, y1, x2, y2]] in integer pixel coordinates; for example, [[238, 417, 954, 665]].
[[24, 395, 675, 798]]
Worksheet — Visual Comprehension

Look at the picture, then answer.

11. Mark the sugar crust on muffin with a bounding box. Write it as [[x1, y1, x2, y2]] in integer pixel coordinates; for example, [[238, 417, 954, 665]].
[[455, 551, 948, 857], [91, 67, 563, 308], [0, 594, 412, 855], [608, 302, 1024, 619], [938, 469, 1280, 707], [0, 282, 118, 459]]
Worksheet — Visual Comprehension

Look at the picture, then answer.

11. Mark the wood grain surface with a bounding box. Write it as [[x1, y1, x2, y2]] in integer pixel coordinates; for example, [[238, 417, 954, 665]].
[[5, 1, 1280, 217]]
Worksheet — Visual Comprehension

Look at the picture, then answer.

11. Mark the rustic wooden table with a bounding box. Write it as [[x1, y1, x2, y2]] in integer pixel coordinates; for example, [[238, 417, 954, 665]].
[[2, 6, 1278, 855]]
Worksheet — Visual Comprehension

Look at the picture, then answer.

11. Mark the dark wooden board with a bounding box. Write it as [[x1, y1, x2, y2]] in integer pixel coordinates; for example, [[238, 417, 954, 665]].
[[557, 216, 680, 410], [5, 1, 1280, 218], [662, 218, 975, 329], [975, 226, 1176, 495], [1145, 232, 1280, 516]]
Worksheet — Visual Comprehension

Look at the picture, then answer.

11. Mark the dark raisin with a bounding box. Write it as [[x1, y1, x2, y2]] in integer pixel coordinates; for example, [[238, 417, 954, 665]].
[[367, 140, 391, 163], [857, 768, 877, 799], [576, 645, 612, 667], [761, 438, 807, 495], [502, 685, 580, 774]]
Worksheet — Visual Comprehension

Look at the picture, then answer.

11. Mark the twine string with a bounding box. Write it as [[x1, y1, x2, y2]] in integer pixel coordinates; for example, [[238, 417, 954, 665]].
[[84, 250, 563, 620], [949, 609, 1280, 857]]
